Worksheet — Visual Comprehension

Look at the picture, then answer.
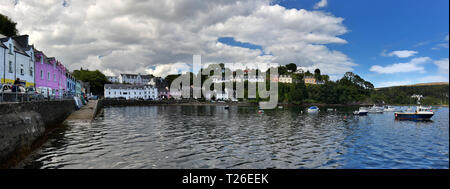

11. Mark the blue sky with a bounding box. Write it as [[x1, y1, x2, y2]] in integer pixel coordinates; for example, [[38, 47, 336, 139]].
[[220, 0, 449, 87]]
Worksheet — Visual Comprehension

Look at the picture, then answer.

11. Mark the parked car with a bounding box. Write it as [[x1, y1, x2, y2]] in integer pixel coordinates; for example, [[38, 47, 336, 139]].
[[1, 84, 12, 92], [26, 87, 44, 100], [1, 84, 25, 93]]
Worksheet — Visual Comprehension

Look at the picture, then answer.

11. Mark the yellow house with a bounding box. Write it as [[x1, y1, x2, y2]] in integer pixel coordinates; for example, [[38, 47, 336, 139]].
[[304, 76, 317, 84]]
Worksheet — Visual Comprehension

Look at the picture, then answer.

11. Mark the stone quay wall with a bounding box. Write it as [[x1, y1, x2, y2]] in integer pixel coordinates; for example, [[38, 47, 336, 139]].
[[0, 100, 76, 168]]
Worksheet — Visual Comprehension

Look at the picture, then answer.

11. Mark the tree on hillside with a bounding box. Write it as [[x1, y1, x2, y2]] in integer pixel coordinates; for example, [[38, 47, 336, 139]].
[[165, 74, 181, 87], [72, 69, 109, 96], [314, 68, 322, 81], [0, 14, 18, 36], [278, 66, 288, 75], [286, 63, 297, 73], [321, 75, 330, 82], [305, 70, 313, 77]]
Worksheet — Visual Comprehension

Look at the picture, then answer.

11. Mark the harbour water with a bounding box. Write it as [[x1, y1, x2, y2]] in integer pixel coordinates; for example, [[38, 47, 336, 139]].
[[20, 105, 449, 169]]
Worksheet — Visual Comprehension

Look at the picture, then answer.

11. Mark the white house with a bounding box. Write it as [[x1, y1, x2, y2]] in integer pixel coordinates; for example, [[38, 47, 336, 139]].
[[104, 84, 158, 100], [278, 75, 292, 83], [118, 73, 153, 85], [211, 75, 265, 83], [106, 76, 119, 83], [1, 35, 35, 87], [295, 67, 305, 74]]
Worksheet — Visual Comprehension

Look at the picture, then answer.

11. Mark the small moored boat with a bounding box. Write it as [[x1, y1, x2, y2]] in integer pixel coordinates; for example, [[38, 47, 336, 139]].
[[368, 104, 383, 113], [384, 106, 397, 112], [307, 106, 319, 113], [394, 106, 434, 120], [353, 107, 369, 115]]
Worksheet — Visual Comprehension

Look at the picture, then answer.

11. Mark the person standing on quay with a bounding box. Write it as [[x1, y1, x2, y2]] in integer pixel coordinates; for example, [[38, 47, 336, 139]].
[[12, 78, 20, 92]]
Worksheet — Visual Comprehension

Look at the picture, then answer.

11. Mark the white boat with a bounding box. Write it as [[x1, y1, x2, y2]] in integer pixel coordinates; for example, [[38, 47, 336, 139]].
[[368, 104, 383, 113], [307, 106, 319, 113], [384, 106, 397, 112], [395, 106, 434, 120], [353, 107, 369, 115]]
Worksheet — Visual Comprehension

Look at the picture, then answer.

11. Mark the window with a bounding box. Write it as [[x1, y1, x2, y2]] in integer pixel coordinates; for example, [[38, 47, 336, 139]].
[[9, 44, 12, 54], [41, 57, 43, 64], [30, 66, 33, 76], [20, 64, 24, 75], [8, 61, 13, 73], [48, 72, 50, 80], [40, 70, 43, 79], [54, 74, 56, 82]]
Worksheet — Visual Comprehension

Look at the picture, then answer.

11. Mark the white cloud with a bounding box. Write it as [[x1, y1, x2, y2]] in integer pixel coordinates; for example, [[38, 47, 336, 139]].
[[145, 63, 192, 78], [433, 58, 449, 74], [370, 57, 431, 74], [1, 0, 355, 78], [382, 50, 418, 58], [432, 34, 449, 50], [313, 0, 328, 9], [418, 75, 449, 83]]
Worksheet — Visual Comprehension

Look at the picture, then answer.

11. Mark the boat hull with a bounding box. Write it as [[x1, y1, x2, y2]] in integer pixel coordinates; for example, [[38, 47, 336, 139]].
[[395, 112, 434, 120], [358, 112, 368, 116]]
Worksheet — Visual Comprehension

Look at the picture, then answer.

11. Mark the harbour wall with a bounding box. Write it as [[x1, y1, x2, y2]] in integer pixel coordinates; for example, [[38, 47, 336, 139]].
[[0, 100, 76, 168]]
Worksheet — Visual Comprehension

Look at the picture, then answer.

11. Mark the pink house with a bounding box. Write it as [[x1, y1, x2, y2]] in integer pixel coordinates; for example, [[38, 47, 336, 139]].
[[34, 49, 67, 98]]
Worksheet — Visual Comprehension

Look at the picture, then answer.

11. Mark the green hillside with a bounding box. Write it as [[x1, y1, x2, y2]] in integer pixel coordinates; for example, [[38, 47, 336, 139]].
[[372, 83, 449, 105]]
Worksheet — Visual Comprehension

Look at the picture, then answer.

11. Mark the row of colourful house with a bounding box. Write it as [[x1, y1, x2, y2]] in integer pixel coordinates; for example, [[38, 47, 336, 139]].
[[1, 34, 86, 98]]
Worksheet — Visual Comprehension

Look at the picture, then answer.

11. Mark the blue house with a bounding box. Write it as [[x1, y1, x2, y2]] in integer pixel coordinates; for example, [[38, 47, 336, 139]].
[[66, 71, 76, 96]]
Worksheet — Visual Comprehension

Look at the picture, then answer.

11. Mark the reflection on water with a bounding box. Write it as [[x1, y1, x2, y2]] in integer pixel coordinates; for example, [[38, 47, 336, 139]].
[[21, 106, 449, 169]]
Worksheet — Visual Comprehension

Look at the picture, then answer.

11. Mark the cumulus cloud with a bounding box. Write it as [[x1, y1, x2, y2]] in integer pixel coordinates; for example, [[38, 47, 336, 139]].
[[313, 0, 328, 9], [1, 0, 354, 78], [381, 50, 418, 58], [145, 63, 192, 77], [433, 58, 449, 74], [370, 57, 431, 74]]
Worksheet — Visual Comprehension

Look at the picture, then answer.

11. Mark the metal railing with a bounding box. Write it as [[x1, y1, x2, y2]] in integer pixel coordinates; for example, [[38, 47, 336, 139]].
[[0, 92, 75, 103]]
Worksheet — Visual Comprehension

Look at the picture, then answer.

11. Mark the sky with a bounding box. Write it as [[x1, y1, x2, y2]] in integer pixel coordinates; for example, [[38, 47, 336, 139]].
[[0, 0, 448, 87]]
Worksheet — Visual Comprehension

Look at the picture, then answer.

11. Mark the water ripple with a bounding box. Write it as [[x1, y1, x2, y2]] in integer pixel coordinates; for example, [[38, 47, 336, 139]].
[[20, 106, 449, 169]]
